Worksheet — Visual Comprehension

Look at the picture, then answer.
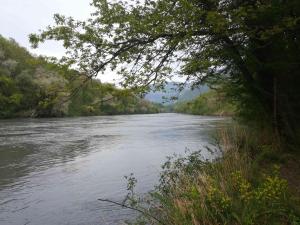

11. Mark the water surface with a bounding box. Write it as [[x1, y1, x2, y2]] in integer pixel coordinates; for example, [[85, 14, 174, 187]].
[[0, 113, 226, 225]]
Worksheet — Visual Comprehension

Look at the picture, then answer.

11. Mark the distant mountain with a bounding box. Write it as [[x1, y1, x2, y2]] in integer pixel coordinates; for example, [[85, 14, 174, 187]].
[[144, 82, 209, 104]]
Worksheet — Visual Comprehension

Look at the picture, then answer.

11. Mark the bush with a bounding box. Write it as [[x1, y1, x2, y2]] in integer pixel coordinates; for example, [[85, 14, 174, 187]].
[[125, 126, 300, 225]]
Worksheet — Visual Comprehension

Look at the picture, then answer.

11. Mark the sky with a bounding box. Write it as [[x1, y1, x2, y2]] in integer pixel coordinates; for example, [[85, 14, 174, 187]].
[[0, 0, 118, 82]]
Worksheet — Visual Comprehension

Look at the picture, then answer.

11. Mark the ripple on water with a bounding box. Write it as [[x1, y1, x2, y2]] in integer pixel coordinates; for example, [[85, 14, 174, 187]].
[[0, 114, 229, 225]]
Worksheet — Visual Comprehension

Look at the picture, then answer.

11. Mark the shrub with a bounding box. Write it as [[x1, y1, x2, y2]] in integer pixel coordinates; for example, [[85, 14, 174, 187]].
[[126, 127, 300, 225]]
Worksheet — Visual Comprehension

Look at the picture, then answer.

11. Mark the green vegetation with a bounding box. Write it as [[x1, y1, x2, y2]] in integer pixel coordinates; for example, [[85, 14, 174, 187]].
[[173, 90, 235, 116], [68, 81, 162, 116], [0, 35, 161, 118], [30, 0, 300, 144], [126, 126, 300, 225]]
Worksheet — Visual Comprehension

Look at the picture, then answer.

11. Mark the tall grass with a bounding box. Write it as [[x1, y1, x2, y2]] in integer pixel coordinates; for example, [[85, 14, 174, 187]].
[[128, 126, 300, 225]]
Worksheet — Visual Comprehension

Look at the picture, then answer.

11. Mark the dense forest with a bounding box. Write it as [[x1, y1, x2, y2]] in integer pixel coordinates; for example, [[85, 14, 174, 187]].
[[0, 35, 161, 118]]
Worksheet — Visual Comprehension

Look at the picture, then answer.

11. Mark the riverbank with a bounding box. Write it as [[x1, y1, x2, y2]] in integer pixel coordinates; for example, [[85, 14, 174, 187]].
[[128, 125, 300, 224]]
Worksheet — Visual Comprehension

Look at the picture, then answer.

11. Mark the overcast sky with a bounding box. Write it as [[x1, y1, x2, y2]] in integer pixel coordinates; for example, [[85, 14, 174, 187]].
[[0, 0, 92, 56], [0, 0, 120, 82]]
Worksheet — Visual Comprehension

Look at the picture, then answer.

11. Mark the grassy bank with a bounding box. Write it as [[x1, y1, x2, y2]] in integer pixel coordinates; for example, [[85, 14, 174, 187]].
[[125, 126, 300, 225]]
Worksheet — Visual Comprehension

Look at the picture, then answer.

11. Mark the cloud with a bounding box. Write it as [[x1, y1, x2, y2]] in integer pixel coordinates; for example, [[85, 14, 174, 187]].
[[0, 0, 91, 56], [0, 0, 120, 83]]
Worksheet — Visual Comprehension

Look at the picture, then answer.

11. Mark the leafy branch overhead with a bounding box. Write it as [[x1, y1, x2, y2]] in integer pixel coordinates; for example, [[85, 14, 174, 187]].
[[30, 0, 300, 140], [30, 0, 296, 88]]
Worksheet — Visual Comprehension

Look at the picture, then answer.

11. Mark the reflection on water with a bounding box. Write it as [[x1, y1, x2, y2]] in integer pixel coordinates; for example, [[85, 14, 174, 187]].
[[0, 113, 228, 225]]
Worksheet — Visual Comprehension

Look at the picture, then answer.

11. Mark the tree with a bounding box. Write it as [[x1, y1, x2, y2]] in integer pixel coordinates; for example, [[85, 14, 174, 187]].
[[0, 35, 71, 117], [0, 75, 22, 117], [30, 0, 300, 141]]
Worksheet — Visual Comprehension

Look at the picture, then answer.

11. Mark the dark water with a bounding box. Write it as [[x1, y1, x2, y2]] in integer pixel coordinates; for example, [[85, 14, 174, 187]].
[[0, 113, 227, 225]]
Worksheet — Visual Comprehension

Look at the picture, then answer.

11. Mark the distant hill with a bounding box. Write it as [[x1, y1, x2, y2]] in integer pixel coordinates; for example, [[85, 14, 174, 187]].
[[144, 82, 209, 104], [173, 90, 235, 116]]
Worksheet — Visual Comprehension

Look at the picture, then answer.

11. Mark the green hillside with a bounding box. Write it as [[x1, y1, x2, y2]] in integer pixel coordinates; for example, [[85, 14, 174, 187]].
[[173, 90, 235, 116], [0, 36, 161, 118]]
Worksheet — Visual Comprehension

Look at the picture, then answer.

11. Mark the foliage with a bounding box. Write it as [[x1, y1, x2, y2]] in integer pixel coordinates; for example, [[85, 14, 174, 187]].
[[0, 75, 22, 117], [0, 35, 161, 118], [68, 79, 162, 116], [125, 126, 300, 225], [29, 0, 300, 143], [173, 90, 235, 116], [0, 35, 68, 117]]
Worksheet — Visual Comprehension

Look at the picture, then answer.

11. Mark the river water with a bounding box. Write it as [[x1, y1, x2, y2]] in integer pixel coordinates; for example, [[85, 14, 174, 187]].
[[0, 113, 226, 225]]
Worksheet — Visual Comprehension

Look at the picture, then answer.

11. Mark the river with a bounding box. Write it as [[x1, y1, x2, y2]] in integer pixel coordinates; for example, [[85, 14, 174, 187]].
[[0, 113, 227, 225]]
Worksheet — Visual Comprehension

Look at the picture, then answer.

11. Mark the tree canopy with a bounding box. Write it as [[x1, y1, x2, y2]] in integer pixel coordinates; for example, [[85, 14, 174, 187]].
[[30, 0, 300, 142]]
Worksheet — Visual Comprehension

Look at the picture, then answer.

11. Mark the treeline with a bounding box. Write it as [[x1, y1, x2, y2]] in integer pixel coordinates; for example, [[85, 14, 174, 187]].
[[173, 90, 235, 116], [68, 81, 162, 116], [0, 36, 161, 118]]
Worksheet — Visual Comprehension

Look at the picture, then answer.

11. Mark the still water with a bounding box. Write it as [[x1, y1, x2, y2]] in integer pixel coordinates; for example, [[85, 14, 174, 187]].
[[0, 113, 226, 225]]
